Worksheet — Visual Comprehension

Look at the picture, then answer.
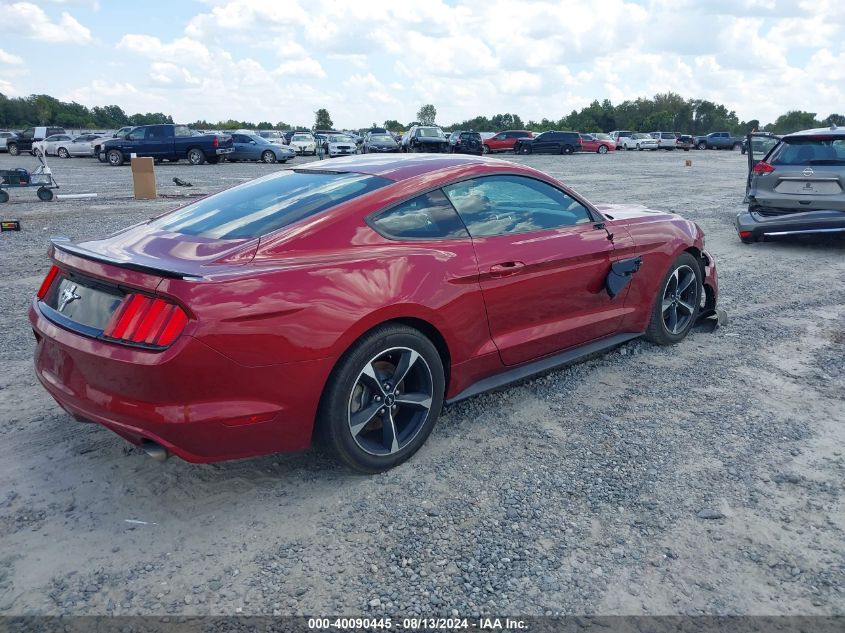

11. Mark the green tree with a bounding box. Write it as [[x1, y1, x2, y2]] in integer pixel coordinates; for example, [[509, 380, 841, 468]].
[[770, 110, 819, 134], [314, 108, 333, 129], [383, 119, 402, 131], [821, 113, 845, 128], [416, 104, 437, 125]]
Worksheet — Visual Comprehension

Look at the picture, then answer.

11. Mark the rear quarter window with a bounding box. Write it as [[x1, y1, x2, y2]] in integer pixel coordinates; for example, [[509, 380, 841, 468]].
[[370, 190, 469, 240]]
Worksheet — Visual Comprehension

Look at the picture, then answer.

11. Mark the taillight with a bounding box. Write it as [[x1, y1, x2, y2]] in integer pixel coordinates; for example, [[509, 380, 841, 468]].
[[103, 293, 188, 347], [739, 231, 752, 239], [37, 265, 60, 299], [213, 136, 219, 148], [752, 161, 775, 173]]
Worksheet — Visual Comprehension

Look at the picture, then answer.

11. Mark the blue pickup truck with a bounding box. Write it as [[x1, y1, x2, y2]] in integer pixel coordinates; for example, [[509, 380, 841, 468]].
[[693, 132, 743, 150], [101, 124, 234, 166]]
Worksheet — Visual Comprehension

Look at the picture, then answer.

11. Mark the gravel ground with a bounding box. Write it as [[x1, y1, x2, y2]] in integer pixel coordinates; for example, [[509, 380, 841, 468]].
[[0, 149, 843, 617]]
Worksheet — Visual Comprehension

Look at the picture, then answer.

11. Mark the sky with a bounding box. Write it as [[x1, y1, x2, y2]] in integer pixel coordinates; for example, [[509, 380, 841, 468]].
[[0, 0, 843, 128]]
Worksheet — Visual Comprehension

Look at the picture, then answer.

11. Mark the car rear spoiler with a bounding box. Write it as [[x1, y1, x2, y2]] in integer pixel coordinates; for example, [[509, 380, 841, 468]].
[[49, 237, 201, 279]]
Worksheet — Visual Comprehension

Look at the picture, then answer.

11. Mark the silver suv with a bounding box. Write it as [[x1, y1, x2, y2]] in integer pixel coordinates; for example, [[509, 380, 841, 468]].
[[736, 126, 845, 243]]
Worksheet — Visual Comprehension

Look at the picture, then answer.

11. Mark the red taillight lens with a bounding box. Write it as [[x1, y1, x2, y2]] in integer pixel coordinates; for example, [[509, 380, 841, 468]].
[[37, 265, 60, 299], [739, 231, 752, 239], [103, 293, 188, 348], [752, 161, 775, 173], [213, 136, 219, 148]]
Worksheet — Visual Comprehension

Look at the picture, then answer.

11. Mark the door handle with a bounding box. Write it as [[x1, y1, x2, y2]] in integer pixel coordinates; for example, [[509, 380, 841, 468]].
[[489, 261, 525, 277]]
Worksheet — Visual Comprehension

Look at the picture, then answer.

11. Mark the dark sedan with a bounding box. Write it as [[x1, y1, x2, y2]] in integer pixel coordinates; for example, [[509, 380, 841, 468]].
[[737, 127, 845, 243], [31, 155, 717, 472], [363, 133, 400, 153]]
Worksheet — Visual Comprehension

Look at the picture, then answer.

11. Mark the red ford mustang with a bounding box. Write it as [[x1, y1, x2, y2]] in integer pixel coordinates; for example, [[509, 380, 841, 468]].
[[30, 155, 718, 472]]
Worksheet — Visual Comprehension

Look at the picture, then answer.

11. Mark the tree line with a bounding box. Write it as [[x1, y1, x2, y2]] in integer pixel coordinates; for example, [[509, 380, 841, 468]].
[[2, 91, 843, 137]]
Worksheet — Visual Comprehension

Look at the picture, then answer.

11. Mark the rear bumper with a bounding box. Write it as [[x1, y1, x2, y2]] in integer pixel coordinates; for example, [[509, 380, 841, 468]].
[[735, 208, 845, 240], [216, 148, 234, 155], [701, 249, 719, 311], [30, 299, 333, 463]]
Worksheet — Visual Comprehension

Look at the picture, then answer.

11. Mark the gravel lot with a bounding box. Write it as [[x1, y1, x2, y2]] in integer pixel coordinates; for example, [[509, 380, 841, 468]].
[[0, 149, 843, 617]]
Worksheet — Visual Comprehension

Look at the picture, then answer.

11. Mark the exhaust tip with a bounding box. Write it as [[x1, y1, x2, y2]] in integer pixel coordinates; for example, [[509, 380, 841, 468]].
[[141, 440, 170, 462]]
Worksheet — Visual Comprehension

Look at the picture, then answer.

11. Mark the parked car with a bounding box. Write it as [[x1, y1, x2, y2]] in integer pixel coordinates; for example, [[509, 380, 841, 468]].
[[514, 131, 581, 155], [0, 131, 17, 152], [741, 132, 777, 155], [101, 124, 233, 166], [46, 133, 104, 158], [402, 126, 450, 153], [448, 131, 483, 155], [619, 133, 659, 151], [608, 130, 634, 147], [289, 132, 317, 155], [7, 126, 66, 156], [363, 133, 400, 153], [30, 154, 718, 472], [579, 133, 615, 154], [694, 132, 742, 150], [676, 135, 694, 151], [650, 131, 679, 150], [483, 130, 533, 154], [34, 134, 73, 157], [229, 133, 294, 163], [324, 134, 358, 158], [736, 127, 845, 243], [256, 130, 286, 146]]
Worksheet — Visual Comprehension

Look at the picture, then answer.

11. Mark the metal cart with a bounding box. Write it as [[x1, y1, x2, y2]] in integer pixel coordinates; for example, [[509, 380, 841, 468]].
[[0, 153, 59, 203]]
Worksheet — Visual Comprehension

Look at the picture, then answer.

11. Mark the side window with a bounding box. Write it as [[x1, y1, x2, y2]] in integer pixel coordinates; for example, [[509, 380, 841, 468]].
[[442, 175, 592, 238], [370, 190, 469, 240], [128, 128, 145, 141], [174, 125, 191, 138]]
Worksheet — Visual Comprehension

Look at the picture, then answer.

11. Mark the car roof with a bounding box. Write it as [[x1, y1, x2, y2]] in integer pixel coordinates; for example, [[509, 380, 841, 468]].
[[783, 126, 845, 139], [298, 153, 515, 182]]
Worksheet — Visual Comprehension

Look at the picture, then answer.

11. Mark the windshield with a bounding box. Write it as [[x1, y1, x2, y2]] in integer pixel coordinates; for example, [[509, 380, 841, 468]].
[[246, 135, 270, 144], [260, 132, 281, 139], [594, 133, 611, 140], [328, 135, 353, 143], [370, 135, 394, 142], [770, 137, 845, 165], [292, 134, 312, 141], [417, 127, 443, 138], [152, 171, 391, 239]]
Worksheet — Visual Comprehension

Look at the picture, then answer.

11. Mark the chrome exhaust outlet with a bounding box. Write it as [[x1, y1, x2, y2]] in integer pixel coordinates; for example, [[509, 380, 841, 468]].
[[142, 440, 170, 462]]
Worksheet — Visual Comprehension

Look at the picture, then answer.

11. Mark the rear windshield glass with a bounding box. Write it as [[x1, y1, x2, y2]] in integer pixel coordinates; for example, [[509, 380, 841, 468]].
[[152, 170, 391, 239], [770, 137, 845, 165]]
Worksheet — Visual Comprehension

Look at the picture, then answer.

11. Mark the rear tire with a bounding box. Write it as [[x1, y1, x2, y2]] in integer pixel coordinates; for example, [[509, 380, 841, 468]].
[[187, 148, 206, 165], [733, 143, 742, 150], [482, 144, 490, 154], [317, 324, 445, 473], [561, 145, 574, 155], [8, 144, 19, 157], [644, 252, 702, 346]]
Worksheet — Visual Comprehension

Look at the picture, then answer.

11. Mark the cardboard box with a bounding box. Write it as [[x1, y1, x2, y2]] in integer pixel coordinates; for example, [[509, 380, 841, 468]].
[[131, 157, 156, 200]]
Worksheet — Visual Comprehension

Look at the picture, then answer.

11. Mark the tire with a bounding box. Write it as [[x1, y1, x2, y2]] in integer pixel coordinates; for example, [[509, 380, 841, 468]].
[[261, 150, 276, 163], [637, 144, 642, 151], [519, 145, 532, 155], [597, 145, 608, 154], [561, 145, 574, 155], [187, 148, 206, 165], [37, 187, 53, 202], [697, 142, 707, 150], [644, 252, 702, 346], [8, 144, 19, 157], [107, 149, 124, 166], [317, 324, 445, 473], [57, 147, 70, 159], [97, 150, 107, 163], [0, 189, 8, 204], [482, 144, 490, 154]]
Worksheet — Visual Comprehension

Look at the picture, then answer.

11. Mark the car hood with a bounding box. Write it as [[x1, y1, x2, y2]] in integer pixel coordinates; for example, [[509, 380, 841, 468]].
[[593, 203, 671, 220]]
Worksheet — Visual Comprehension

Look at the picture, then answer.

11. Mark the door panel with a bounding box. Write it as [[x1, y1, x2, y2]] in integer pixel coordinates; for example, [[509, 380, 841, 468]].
[[443, 175, 622, 366]]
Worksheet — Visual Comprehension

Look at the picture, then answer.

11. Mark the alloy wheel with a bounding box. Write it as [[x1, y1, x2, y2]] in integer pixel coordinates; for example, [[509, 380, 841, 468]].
[[661, 265, 697, 335], [347, 347, 434, 456]]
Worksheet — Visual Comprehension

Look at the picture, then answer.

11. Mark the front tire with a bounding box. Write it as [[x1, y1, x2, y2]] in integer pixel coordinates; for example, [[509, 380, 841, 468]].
[[317, 324, 445, 473], [482, 144, 490, 154], [8, 144, 19, 157], [519, 145, 532, 155], [261, 150, 276, 163], [597, 145, 608, 154], [644, 252, 702, 345], [697, 142, 707, 150], [58, 147, 70, 159], [107, 149, 124, 166]]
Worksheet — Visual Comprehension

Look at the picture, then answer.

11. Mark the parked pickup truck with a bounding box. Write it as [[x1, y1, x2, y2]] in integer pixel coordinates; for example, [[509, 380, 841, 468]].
[[101, 124, 233, 166], [694, 132, 742, 150]]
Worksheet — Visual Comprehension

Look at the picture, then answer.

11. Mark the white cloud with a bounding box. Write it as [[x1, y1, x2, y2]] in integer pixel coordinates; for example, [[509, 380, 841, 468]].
[[273, 58, 327, 78], [6, 2, 91, 43], [0, 48, 24, 65]]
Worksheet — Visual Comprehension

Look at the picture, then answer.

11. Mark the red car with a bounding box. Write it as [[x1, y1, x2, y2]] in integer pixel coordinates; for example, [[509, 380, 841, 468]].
[[579, 133, 616, 154], [30, 155, 718, 472], [483, 130, 534, 154]]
